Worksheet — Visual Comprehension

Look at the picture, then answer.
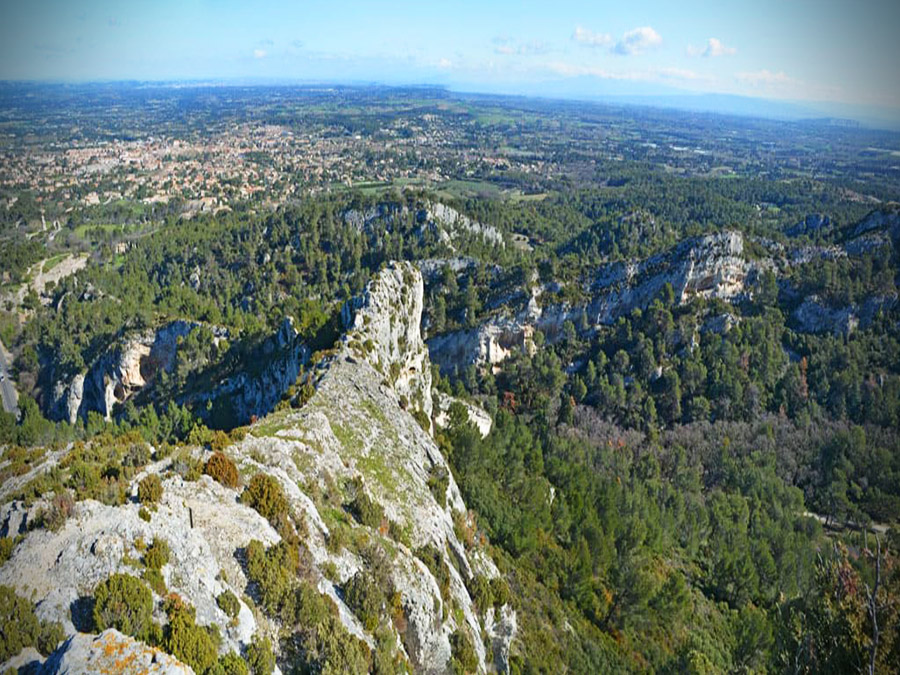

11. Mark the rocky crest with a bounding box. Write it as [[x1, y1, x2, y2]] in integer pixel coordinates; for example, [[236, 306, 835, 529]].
[[430, 232, 750, 372], [421, 202, 505, 250], [41, 630, 195, 674], [343, 200, 505, 251], [2, 262, 513, 674], [342, 262, 433, 420], [792, 293, 898, 337]]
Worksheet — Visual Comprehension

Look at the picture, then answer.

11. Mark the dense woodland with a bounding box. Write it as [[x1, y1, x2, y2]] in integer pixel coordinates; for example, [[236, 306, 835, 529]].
[[2, 90, 900, 672]]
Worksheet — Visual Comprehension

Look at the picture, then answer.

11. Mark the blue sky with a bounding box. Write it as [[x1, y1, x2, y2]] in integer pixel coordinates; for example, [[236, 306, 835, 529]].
[[2, 0, 899, 120]]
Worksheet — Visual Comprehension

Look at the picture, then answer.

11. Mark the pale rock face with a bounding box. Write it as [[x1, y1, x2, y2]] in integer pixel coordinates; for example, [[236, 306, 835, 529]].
[[0, 475, 275, 655], [419, 201, 506, 249], [191, 316, 309, 426], [792, 293, 898, 337], [48, 320, 198, 424], [4, 263, 515, 674], [428, 316, 536, 374], [851, 206, 900, 238], [342, 261, 433, 420], [590, 231, 747, 322], [40, 629, 195, 674], [343, 202, 408, 234], [429, 232, 750, 373], [433, 391, 493, 438]]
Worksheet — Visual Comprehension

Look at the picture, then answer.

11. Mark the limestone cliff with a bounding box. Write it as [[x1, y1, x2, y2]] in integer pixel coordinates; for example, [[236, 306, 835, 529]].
[[429, 232, 750, 373], [1, 262, 513, 674], [48, 320, 199, 424]]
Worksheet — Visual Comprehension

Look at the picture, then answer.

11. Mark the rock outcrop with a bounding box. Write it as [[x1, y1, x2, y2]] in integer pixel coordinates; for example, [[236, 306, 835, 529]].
[[433, 392, 493, 438], [589, 231, 747, 322], [429, 232, 750, 373], [792, 293, 898, 336], [2, 262, 514, 674], [0, 475, 274, 655], [48, 320, 199, 424], [342, 262, 433, 420], [420, 202, 505, 249], [190, 317, 309, 427], [343, 199, 506, 251], [41, 630, 194, 674]]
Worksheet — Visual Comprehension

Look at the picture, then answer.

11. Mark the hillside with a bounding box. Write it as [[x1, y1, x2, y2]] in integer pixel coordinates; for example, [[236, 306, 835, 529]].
[[1, 264, 513, 673]]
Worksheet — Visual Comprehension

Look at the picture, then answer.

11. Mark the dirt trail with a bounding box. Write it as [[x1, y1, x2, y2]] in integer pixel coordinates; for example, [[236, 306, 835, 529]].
[[10, 253, 88, 305]]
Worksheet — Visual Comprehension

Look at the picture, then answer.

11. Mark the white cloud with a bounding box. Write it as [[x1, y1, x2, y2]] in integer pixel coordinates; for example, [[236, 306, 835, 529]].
[[572, 26, 612, 48], [613, 26, 662, 55], [705, 38, 736, 57], [253, 49, 267, 59], [688, 37, 736, 58], [437, 57, 453, 70]]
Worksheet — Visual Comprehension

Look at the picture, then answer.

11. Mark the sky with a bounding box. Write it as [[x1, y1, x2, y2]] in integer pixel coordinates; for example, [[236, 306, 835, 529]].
[[2, 0, 899, 123]]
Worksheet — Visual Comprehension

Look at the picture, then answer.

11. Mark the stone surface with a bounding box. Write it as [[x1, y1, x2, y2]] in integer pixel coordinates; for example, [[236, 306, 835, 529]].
[[792, 293, 898, 336], [0, 475, 274, 653], [3, 263, 515, 674], [40, 630, 194, 674], [48, 320, 198, 424], [429, 231, 750, 373]]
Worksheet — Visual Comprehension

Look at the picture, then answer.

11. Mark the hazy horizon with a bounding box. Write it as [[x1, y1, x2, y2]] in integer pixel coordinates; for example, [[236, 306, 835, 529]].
[[3, 1, 899, 128]]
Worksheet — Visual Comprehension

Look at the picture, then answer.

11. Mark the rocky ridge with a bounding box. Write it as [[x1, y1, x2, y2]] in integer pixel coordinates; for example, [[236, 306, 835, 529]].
[[428, 215, 900, 372], [1, 262, 513, 674], [430, 231, 750, 372], [41, 629, 195, 674]]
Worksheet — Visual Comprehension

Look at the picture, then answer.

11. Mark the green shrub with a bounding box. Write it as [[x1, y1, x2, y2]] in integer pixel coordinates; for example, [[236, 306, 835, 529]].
[[0, 585, 40, 661], [92, 573, 155, 641], [137, 474, 163, 505], [204, 452, 239, 488], [490, 577, 511, 608], [450, 628, 478, 674], [0, 537, 15, 564], [162, 596, 219, 675], [246, 635, 275, 675], [344, 570, 385, 632], [144, 537, 170, 570], [466, 575, 493, 612], [415, 545, 451, 603], [373, 622, 406, 674], [139, 507, 152, 522], [281, 583, 369, 675], [242, 474, 289, 524], [326, 522, 349, 554], [245, 540, 297, 617], [350, 489, 384, 528], [427, 465, 449, 508], [40, 490, 75, 531], [387, 520, 411, 548], [143, 567, 167, 596], [208, 431, 233, 453], [37, 620, 65, 656], [217, 651, 249, 675], [172, 450, 203, 482], [217, 590, 241, 619]]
